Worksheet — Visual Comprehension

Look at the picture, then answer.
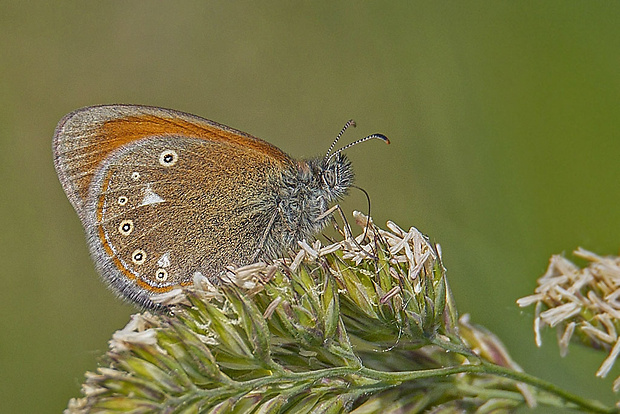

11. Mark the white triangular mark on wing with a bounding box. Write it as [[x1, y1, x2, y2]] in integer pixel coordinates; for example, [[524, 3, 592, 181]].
[[140, 185, 165, 206], [157, 252, 171, 268], [193, 271, 208, 284]]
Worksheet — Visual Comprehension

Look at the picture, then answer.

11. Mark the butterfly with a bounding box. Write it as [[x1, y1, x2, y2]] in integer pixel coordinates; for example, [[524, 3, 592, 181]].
[[53, 105, 388, 309]]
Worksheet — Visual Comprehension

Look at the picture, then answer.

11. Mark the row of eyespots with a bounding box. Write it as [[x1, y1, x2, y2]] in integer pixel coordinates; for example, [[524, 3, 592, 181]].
[[110, 150, 178, 284], [115, 222, 169, 283], [129, 248, 169, 282]]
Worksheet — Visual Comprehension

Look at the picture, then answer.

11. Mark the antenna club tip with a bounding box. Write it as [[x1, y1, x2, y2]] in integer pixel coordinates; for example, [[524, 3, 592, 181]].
[[350, 120, 357, 128], [377, 134, 390, 145]]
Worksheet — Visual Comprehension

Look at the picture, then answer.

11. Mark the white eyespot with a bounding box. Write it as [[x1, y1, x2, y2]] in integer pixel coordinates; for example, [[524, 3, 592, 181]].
[[131, 249, 146, 265], [118, 196, 128, 206], [118, 219, 134, 235], [155, 268, 169, 282], [159, 150, 178, 167], [131, 172, 141, 180]]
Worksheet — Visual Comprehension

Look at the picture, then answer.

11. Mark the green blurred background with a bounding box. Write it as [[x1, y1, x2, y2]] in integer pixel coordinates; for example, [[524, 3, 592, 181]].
[[1, 2, 619, 412]]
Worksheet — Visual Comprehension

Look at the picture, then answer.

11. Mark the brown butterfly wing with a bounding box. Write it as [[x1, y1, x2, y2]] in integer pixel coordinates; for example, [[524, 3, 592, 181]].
[[53, 105, 295, 308]]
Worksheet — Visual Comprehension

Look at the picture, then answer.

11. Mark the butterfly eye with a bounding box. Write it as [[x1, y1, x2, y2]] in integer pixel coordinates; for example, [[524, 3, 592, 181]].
[[322, 170, 337, 188]]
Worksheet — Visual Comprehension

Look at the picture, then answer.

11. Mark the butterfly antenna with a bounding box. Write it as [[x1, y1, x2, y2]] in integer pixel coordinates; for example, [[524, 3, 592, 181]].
[[327, 133, 390, 163], [324, 119, 357, 162]]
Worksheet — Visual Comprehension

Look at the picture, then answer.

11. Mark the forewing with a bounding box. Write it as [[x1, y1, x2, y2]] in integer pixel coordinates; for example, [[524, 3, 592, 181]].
[[52, 104, 292, 220]]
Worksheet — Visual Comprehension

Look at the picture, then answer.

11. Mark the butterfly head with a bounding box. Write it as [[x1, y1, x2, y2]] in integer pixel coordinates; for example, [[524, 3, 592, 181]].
[[292, 123, 389, 214], [316, 120, 389, 203], [315, 152, 354, 203]]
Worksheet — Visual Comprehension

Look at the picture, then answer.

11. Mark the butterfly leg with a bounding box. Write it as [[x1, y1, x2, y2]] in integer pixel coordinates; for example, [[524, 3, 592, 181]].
[[315, 204, 354, 239], [315, 204, 378, 260], [251, 209, 279, 263]]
